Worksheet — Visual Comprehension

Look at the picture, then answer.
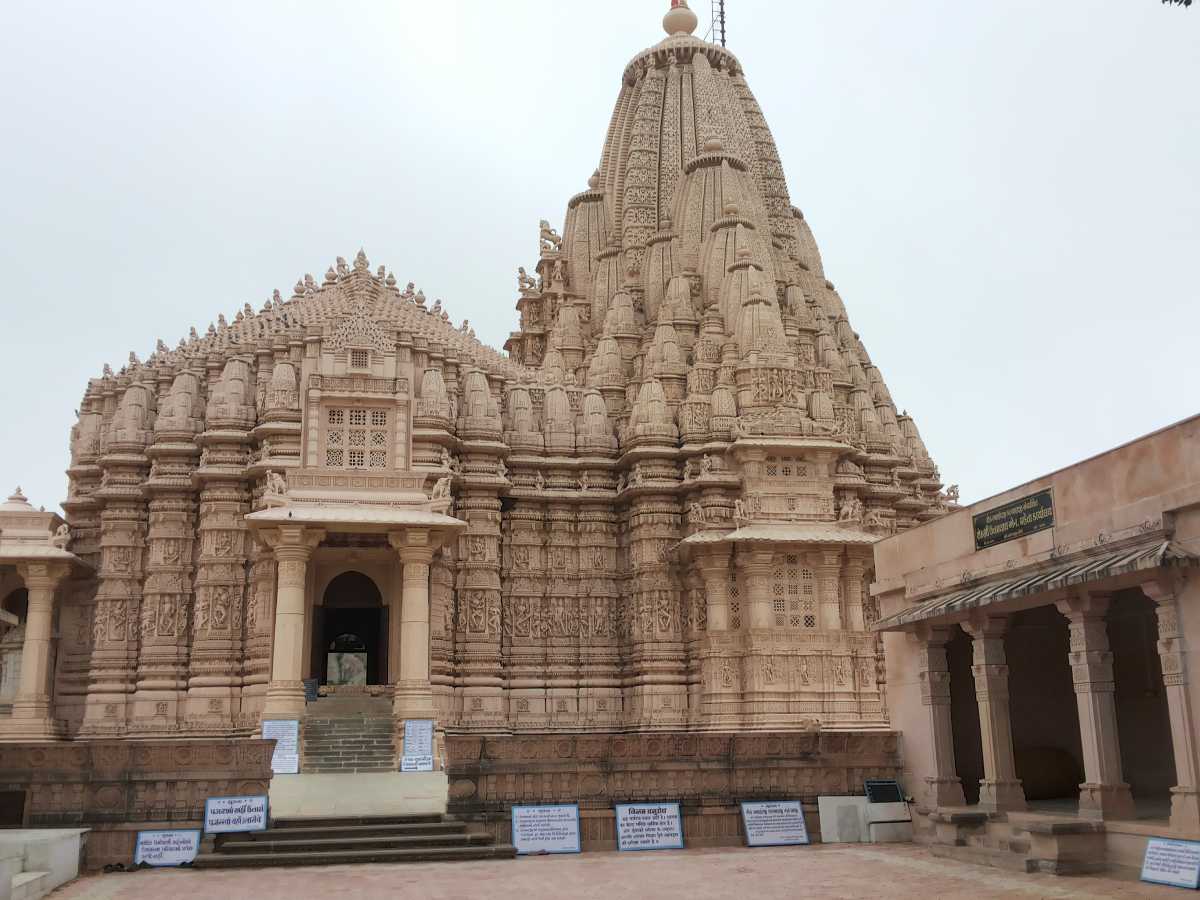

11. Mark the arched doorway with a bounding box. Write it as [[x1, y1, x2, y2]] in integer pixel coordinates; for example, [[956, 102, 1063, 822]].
[[313, 572, 386, 686]]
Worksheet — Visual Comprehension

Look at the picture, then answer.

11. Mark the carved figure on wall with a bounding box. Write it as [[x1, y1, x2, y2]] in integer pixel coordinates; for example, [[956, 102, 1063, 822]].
[[798, 657, 811, 686], [579, 471, 590, 492], [517, 267, 537, 293], [720, 659, 735, 688], [688, 502, 705, 526], [700, 454, 714, 475], [838, 496, 863, 523], [534, 471, 546, 492], [682, 459, 694, 480], [733, 499, 747, 523], [439, 447, 452, 470]]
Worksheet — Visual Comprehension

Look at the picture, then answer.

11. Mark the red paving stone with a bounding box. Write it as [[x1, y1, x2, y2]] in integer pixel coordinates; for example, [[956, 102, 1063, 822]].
[[54, 844, 1179, 900]]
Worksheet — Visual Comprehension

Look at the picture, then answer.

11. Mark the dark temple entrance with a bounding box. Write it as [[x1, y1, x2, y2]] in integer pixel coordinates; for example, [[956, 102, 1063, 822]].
[[313, 571, 387, 686]]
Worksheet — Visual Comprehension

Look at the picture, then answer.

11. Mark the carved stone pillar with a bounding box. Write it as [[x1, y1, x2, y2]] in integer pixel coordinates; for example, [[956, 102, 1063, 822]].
[[4, 562, 70, 739], [912, 624, 966, 809], [962, 614, 1026, 812], [743, 550, 775, 631], [1056, 593, 1136, 820], [698, 548, 731, 632], [261, 526, 323, 720], [1145, 580, 1200, 832], [817, 550, 844, 632], [391, 536, 437, 757]]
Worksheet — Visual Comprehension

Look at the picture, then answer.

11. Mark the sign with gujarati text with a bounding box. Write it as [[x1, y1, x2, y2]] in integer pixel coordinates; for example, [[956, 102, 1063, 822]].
[[400, 718, 434, 772], [972, 488, 1054, 551], [134, 830, 200, 867], [740, 800, 810, 847], [262, 719, 300, 775], [204, 795, 269, 834], [1142, 837, 1200, 889], [614, 802, 684, 851], [511, 804, 582, 854]]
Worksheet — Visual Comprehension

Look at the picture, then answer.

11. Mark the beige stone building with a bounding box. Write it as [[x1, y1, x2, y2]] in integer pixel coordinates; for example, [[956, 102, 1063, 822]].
[[875, 416, 1200, 873], [0, 0, 952, 864]]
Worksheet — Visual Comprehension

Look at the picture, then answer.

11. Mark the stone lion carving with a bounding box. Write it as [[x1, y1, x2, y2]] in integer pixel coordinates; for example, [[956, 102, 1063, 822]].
[[517, 267, 537, 293], [539, 219, 562, 252], [430, 476, 452, 502], [945, 484, 961, 504], [266, 471, 287, 496], [837, 497, 863, 523], [49, 523, 70, 549]]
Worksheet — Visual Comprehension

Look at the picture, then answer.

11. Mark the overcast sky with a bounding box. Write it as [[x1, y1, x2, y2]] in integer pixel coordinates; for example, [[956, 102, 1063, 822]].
[[1, 0, 1196, 514]]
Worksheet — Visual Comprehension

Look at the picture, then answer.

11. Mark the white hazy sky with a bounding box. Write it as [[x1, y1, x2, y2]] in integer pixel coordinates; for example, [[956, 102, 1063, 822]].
[[1, 1, 1196, 514]]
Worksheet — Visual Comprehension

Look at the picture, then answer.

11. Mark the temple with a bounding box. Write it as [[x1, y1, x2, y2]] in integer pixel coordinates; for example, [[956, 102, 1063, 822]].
[[0, 1, 952, 864]]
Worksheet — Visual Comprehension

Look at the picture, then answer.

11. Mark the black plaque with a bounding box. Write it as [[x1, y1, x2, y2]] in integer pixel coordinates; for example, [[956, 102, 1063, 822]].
[[302, 678, 319, 703], [972, 488, 1054, 551], [864, 779, 905, 804]]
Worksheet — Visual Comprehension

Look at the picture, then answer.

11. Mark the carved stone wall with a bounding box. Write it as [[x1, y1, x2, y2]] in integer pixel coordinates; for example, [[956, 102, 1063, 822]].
[[446, 730, 900, 848], [0, 739, 272, 869]]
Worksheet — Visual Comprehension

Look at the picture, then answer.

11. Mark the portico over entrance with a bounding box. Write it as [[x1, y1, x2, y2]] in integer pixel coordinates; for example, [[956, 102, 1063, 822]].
[[246, 470, 464, 753]]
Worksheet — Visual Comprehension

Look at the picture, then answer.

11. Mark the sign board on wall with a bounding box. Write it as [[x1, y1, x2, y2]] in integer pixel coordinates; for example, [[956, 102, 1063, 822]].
[[134, 830, 201, 867], [1142, 838, 1200, 889], [400, 719, 434, 772], [740, 801, 810, 847], [261, 719, 300, 775], [614, 802, 684, 851], [511, 804, 582, 855], [203, 795, 269, 834], [973, 489, 1054, 551]]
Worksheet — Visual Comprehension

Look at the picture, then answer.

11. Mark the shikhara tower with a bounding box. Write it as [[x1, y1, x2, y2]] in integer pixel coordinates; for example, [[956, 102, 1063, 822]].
[[7, 1, 948, 758]]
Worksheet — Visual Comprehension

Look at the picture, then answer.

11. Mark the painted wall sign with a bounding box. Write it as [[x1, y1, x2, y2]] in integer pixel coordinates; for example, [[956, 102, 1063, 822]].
[[972, 488, 1054, 550], [134, 829, 201, 867], [614, 802, 684, 851], [1142, 837, 1200, 889], [401, 718, 434, 772], [511, 804, 582, 854], [261, 719, 300, 775], [203, 795, 269, 834], [740, 800, 810, 847]]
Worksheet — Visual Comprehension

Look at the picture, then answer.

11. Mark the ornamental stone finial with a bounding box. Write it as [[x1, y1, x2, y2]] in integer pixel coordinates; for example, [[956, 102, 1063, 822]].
[[663, 0, 698, 36]]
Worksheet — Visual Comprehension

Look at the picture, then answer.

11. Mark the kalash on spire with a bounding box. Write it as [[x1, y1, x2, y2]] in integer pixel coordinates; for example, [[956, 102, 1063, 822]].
[[37, 1, 953, 863]]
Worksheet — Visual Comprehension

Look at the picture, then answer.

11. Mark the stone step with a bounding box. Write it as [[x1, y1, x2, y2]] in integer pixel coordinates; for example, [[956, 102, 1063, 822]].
[[217, 832, 494, 854], [194, 843, 515, 868], [12, 870, 50, 900], [220, 821, 465, 843], [272, 814, 448, 829]]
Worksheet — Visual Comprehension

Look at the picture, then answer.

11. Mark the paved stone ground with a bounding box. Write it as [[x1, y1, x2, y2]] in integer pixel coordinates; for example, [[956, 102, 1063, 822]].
[[53, 844, 1179, 899]]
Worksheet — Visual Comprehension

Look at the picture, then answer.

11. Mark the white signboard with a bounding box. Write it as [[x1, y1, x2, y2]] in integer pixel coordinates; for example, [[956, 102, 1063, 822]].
[[134, 830, 200, 867], [511, 804, 582, 855], [401, 718, 434, 772], [204, 795, 269, 834], [614, 802, 684, 851], [741, 800, 810, 847], [262, 719, 300, 775], [1142, 837, 1200, 889]]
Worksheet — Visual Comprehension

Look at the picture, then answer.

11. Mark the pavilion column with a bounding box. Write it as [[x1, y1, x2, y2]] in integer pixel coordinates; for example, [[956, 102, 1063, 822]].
[[912, 624, 966, 809], [261, 526, 323, 721], [390, 536, 436, 723], [7, 562, 70, 739], [817, 551, 844, 632], [1056, 593, 1136, 820], [962, 614, 1026, 812], [1144, 580, 1200, 832]]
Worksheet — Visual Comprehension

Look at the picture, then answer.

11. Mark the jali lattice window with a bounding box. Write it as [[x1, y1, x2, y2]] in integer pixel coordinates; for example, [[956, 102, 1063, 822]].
[[350, 349, 370, 369], [773, 553, 816, 629], [728, 571, 741, 631], [325, 407, 389, 469]]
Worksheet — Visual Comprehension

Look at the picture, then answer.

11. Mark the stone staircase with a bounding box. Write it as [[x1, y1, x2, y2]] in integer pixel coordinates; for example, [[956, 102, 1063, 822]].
[[926, 809, 1106, 875], [193, 815, 515, 868], [301, 695, 396, 774]]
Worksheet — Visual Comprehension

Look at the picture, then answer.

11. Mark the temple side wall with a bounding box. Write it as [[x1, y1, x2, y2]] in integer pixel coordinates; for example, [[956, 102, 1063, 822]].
[[445, 730, 899, 848], [0, 740, 273, 869]]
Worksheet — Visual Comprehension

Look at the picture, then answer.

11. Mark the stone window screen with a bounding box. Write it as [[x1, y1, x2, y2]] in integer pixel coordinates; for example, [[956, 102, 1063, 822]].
[[324, 406, 389, 470], [774, 554, 816, 629], [728, 571, 741, 631], [349, 349, 370, 370]]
